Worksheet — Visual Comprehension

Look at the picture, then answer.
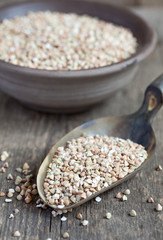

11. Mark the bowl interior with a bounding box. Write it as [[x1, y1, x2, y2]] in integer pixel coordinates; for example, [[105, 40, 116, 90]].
[[0, 0, 155, 60]]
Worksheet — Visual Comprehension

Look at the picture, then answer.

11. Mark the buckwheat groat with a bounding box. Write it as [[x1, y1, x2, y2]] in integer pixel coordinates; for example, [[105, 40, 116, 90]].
[[0, 12, 137, 70], [44, 135, 147, 208]]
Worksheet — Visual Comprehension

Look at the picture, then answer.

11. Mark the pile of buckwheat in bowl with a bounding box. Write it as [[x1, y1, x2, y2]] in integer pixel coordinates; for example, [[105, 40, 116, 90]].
[[0, 11, 137, 70], [44, 134, 148, 208]]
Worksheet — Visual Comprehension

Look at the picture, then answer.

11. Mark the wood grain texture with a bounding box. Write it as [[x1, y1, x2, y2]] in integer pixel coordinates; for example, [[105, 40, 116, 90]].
[[137, 0, 163, 6], [0, 0, 134, 8], [0, 0, 163, 8], [0, 7, 163, 240]]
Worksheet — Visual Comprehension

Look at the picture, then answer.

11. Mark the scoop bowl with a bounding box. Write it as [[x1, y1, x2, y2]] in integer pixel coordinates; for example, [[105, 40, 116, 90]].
[[37, 74, 163, 210]]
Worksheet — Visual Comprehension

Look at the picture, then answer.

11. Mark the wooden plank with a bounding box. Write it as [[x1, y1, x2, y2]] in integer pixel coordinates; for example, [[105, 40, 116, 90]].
[[1, 0, 163, 8], [0, 7, 163, 240], [81, 0, 137, 6], [133, 7, 163, 43], [137, 0, 163, 6], [0, 0, 163, 8], [0, 0, 136, 8]]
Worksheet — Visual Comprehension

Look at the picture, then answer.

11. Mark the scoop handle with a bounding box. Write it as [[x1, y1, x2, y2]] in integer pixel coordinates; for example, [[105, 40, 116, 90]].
[[137, 74, 163, 123]]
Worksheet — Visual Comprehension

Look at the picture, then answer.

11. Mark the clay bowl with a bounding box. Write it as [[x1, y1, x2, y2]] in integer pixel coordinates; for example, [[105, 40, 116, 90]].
[[0, 0, 157, 113]]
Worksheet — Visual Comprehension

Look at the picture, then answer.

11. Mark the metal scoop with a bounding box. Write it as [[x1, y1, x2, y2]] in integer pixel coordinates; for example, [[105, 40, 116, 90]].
[[37, 74, 163, 210]]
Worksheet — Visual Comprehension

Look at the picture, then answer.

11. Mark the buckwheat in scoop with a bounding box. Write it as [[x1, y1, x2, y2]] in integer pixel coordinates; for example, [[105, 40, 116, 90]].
[[44, 135, 147, 207]]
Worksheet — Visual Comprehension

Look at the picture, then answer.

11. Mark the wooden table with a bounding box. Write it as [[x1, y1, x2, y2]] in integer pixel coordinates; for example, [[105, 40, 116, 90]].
[[0, 7, 162, 240]]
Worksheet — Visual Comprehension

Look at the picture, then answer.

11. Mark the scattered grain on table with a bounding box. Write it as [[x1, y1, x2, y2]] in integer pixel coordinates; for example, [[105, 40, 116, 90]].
[[105, 212, 112, 219], [155, 203, 162, 211], [63, 232, 70, 239], [13, 231, 21, 237], [81, 220, 89, 226], [156, 165, 162, 171], [129, 210, 137, 217], [76, 213, 83, 220], [115, 192, 122, 199], [123, 189, 130, 195], [147, 197, 154, 203], [0, 151, 9, 161]]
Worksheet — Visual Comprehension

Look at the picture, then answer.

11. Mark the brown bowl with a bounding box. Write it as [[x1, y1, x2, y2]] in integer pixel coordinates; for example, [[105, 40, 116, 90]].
[[0, 0, 157, 113]]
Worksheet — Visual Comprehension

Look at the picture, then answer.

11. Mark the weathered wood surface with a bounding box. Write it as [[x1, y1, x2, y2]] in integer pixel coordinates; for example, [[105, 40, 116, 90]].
[[0, 0, 163, 8], [0, 7, 163, 240]]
